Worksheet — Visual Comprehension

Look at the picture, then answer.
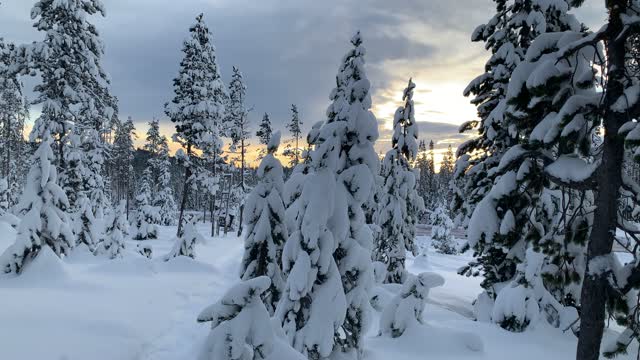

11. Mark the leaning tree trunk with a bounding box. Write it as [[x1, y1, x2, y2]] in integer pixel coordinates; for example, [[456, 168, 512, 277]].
[[576, 2, 627, 359], [176, 144, 192, 237]]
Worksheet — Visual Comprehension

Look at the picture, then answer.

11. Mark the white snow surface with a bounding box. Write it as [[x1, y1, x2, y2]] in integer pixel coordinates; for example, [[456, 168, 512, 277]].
[[0, 224, 636, 359]]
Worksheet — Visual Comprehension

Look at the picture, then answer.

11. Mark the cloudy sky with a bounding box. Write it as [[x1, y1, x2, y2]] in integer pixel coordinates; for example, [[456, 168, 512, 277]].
[[0, 0, 605, 168]]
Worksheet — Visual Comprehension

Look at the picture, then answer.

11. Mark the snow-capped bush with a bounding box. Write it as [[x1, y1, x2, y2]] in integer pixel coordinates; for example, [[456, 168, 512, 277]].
[[198, 276, 282, 360], [379, 272, 445, 338], [95, 201, 127, 259], [1, 134, 74, 274], [164, 216, 202, 260], [430, 205, 457, 255], [491, 247, 579, 332], [137, 243, 153, 259], [372, 261, 388, 284]]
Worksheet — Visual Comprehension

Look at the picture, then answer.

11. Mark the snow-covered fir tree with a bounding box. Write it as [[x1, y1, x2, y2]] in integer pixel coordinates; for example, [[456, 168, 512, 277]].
[[284, 104, 303, 166], [164, 215, 202, 260], [144, 119, 177, 226], [379, 272, 444, 338], [438, 144, 455, 205], [256, 112, 273, 146], [276, 32, 379, 359], [61, 127, 88, 211], [25, 0, 114, 170], [132, 168, 159, 240], [0, 131, 74, 274], [239, 131, 286, 315], [81, 127, 110, 217], [469, 2, 640, 355], [74, 195, 99, 252], [165, 13, 226, 235], [457, 0, 587, 333], [414, 140, 432, 219], [0, 178, 9, 216], [198, 276, 301, 360], [0, 38, 29, 206], [373, 79, 423, 284], [95, 200, 127, 259], [429, 205, 456, 255], [227, 66, 250, 236], [110, 116, 136, 212]]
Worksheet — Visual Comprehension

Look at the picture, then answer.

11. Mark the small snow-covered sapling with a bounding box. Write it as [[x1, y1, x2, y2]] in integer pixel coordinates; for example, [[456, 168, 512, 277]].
[[137, 243, 153, 259], [379, 272, 445, 338], [163, 216, 202, 261], [197, 276, 276, 360]]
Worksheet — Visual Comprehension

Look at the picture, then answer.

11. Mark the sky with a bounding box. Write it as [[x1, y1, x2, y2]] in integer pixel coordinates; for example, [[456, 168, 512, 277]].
[[0, 0, 606, 168]]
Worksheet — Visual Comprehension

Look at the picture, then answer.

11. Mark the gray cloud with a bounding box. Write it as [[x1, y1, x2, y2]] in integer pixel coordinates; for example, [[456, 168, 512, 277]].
[[1, 0, 604, 151]]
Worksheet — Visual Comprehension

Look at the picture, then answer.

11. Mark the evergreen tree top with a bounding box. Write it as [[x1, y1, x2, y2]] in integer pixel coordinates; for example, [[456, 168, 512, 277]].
[[165, 13, 225, 150], [28, 0, 113, 138], [392, 78, 419, 161]]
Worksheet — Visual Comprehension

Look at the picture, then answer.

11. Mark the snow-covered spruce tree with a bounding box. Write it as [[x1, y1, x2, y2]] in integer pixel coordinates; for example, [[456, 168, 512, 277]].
[[24, 0, 113, 170], [430, 205, 456, 255], [165, 13, 226, 236], [61, 127, 88, 211], [0, 131, 74, 274], [482, 26, 598, 333], [438, 144, 455, 205], [456, 0, 582, 216], [81, 127, 110, 218], [111, 116, 136, 208], [198, 276, 299, 360], [485, 2, 640, 356], [95, 200, 127, 259], [414, 140, 432, 220], [164, 215, 202, 260], [276, 32, 379, 359], [457, 0, 585, 330], [74, 195, 99, 252], [0, 178, 8, 215], [132, 167, 159, 240], [240, 131, 287, 315], [144, 119, 177, 226], [373, 79, 423, 284], [326, 32, 380, 357], [256, 112, 273, 146], [227, 66, 250, 236], [284, 104, 303, 166], [0, 38, 29, 206], [282, 121, 318, 241], [379, 272, 444, 338]]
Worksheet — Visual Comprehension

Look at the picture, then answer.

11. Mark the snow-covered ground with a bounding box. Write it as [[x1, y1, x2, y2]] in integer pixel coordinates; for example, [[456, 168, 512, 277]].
[[0, 223, 634, 359]]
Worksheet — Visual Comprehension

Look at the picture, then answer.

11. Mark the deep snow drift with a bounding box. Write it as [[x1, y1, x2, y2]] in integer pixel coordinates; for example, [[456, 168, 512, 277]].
[[0, 222, 634, 359]]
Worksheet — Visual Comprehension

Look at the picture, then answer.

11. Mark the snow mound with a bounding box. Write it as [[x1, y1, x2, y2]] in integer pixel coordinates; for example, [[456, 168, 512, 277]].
[[20, 246, 69, 283], [369, 323, 484, 358], [88, 257, 157, 276], [158, 256, 217, 273], [0, 219, 17, 253], [65, 243, 98, 264], [412, 253, 431, 270]]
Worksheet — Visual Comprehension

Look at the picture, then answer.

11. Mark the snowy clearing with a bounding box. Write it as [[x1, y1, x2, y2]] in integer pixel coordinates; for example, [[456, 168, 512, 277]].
[[0, 223, 631, 359]]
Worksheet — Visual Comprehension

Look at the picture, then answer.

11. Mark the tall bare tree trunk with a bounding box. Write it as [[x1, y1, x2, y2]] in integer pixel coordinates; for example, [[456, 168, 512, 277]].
[[576, 2, 627, 359]]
